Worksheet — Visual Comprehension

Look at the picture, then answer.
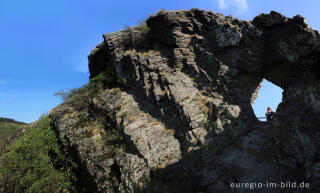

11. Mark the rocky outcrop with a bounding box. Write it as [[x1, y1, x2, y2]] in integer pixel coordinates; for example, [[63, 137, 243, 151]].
[[50, 9, 320, 192]]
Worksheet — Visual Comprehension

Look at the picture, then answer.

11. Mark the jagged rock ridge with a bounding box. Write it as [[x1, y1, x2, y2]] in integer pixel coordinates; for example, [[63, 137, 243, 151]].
[[50, 9, 320, 193]]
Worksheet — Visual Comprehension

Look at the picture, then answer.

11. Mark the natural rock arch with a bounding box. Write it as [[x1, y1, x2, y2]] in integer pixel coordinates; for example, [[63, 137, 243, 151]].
[[52, 9, 320, 192], [252, 79, 283, 121]]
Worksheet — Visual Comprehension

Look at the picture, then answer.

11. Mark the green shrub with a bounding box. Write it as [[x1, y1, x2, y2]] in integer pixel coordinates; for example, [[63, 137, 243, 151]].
[[123, 19, 150, 34], [54, 70, 123, 111], [123, 18, 150, 45], [0, 116, 74, 193], [54, 84, 92, 111], [89, 70, 118, 89], [135, 19, 150, 35], [54, 84, 91, 102]]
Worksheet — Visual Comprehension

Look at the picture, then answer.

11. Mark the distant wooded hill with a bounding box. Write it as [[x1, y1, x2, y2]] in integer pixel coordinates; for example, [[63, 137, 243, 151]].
[[0, 117, 25, 124]]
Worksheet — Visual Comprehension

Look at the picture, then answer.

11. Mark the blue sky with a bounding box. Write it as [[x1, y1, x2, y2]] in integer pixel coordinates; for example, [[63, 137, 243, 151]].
[[0, 0, 319, 123]]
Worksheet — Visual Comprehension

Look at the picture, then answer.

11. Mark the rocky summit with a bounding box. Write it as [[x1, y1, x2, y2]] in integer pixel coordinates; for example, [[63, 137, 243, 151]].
[[50, 9, 320, 193]]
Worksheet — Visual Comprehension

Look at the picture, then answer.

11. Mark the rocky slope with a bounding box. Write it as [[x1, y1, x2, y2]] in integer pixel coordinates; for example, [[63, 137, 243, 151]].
[[50, 9, 320, 193]]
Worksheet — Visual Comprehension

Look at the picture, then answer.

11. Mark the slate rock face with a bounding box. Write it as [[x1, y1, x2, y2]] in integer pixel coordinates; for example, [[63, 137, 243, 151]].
[[50, 9, 320, 192]]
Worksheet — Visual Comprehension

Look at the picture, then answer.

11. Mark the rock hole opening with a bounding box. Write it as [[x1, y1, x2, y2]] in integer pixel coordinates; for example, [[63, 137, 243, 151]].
[[252, 79, 283, 122]]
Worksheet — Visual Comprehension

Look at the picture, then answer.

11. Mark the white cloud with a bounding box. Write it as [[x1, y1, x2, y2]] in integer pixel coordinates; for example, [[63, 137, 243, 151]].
[[215, 0, 248, 13], [233, 0, 248, 13], [217, 0, 226, 9]]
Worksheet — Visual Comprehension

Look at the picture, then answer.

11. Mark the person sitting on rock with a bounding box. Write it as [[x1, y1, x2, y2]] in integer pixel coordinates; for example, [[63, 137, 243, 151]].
[[265, 107, 275, 121]]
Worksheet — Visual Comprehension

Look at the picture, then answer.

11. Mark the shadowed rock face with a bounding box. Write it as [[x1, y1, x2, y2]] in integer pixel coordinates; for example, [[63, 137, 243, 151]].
[[51, 9, 320, 193]]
